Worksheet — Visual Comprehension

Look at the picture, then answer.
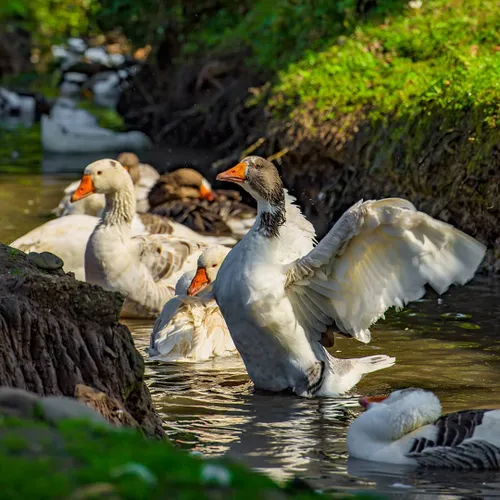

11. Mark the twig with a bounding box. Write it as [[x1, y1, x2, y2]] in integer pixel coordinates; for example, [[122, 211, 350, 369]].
[[267, 148, 289, 162], [239, 138, 265, 159]]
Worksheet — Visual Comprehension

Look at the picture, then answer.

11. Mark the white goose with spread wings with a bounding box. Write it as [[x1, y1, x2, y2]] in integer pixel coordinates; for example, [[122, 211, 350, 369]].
[[348, 388, 500, 468], [72, 159, 209, 318], [196, 156, 485, 397]]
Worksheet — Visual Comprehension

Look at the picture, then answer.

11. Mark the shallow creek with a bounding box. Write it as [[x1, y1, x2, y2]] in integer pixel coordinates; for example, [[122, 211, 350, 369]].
[[2, 167, 500, 498]]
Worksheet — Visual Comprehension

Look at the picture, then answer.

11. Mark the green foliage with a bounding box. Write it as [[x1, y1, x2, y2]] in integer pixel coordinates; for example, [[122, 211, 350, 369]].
[[0, 417, 353, 499], [0, 0, 100, 51], [96, 0, 252, 51], [174, 0, 500, 126], [271, 0, 500, 123]]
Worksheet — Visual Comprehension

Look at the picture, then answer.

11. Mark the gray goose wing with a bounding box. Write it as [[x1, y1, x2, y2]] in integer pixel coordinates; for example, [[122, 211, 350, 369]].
[[407, 410, 500, 469]]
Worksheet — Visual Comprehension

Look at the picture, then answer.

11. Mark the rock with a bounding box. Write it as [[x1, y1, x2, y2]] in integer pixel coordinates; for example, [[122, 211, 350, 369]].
[[0, 243, 164, 438], [0, 387, 40, 419], [0, 386, 111, 427], [39, 395, 109, 426], [27, 251, 64, 270]]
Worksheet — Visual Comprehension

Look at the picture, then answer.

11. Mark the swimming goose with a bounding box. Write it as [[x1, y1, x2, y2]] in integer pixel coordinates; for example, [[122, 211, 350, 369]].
[[149, 245, 236, 361], [198, 156, 485, 397], [148, 168, 256, 238], [71, 159, 206, 318], [348, 388, 500, 468]]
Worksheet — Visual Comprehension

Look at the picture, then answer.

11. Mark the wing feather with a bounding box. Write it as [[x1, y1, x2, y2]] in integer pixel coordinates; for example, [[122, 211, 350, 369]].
[[133, 234, 204, 283], [285, 198, 486, 343]]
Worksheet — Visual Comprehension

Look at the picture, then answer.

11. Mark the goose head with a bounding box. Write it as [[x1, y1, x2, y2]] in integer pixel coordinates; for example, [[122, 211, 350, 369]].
[[350, 388, 442, 443], [71, 159, 134, 202], [216, 156, 284, 206], [117, 152, 141, 185], [186, 245, 230, 296], [154, 168, 215, 202]]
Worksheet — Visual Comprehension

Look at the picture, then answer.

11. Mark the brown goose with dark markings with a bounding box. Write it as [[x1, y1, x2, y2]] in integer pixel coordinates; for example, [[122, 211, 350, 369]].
[[148, 168, 256, 238]]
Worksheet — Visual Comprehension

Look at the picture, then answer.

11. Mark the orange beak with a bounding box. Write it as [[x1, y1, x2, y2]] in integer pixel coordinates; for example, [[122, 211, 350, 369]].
[[359, 395, 388, 409], [216, 162, 247, 184], [122, 164, 129, 172], [71, 174, 95, 202], [199, 183, 215, 202], [187, 267, 210, 296]]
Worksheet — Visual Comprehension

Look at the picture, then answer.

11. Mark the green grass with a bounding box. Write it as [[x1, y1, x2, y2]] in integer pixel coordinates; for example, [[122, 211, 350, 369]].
[[0, 417, 366, 500], [178, 0, 500, 126]]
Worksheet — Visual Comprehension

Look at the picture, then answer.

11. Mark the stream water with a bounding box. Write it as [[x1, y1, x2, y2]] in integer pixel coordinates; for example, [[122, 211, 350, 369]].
[[2, 160, 500, 498]]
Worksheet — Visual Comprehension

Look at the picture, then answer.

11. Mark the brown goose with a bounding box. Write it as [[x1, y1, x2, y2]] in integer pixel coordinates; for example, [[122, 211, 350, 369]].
[[117, 152, 160, 213], [148, 168, 256, 238]]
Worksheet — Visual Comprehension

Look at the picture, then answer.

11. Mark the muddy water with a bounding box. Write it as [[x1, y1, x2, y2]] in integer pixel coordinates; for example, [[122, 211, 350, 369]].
[[2, 170, 500, 498]]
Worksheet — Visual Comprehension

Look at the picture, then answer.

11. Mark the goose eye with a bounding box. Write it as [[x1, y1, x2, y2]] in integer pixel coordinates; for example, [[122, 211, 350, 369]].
[[97, 171, 102, 175], [211, 263, 217, 268]]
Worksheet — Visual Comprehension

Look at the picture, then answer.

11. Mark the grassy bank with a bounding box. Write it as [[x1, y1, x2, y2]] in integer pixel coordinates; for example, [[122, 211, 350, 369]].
[[0, 417, 365, 499], [180, 0, 499, 126]]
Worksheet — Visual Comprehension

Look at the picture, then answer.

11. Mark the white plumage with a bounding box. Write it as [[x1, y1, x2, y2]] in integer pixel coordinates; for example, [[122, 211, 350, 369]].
[[149, 246, 236, 362], [348, 388, 500, 469], [77, 159, 209, 318], [209, 156, 485, 398], [9, 214, 148, 281], [41, 115, 151, 153], [285, 197, 487, 343]]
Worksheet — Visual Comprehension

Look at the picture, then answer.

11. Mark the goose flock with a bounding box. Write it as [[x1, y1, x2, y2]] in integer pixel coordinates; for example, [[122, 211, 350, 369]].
[[9, 151, 497, 470]]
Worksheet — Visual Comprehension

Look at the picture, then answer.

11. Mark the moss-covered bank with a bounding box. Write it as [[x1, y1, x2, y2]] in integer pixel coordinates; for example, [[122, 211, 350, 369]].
[[0, 416, 365, 499]]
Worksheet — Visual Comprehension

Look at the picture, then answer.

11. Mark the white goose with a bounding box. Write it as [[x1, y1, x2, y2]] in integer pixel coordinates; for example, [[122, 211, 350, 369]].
[[149, 245, 237, 362], [54, 152, 159, 216], [348, 388, 500, 469], [72, 159, 208, 318], [193, 156, 485, 397]]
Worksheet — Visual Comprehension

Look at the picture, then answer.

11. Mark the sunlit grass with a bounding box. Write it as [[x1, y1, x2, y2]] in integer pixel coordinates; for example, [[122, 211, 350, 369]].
[[180, 0, 500, 125]]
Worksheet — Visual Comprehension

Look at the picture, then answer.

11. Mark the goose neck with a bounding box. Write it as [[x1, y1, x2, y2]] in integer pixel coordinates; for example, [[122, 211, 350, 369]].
[[256, 197, 286, 238], [102, 186, 136, 227]]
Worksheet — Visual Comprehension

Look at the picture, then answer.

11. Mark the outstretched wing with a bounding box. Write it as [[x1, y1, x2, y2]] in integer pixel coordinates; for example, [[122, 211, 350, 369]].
[[285, 198, 485, 343]]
